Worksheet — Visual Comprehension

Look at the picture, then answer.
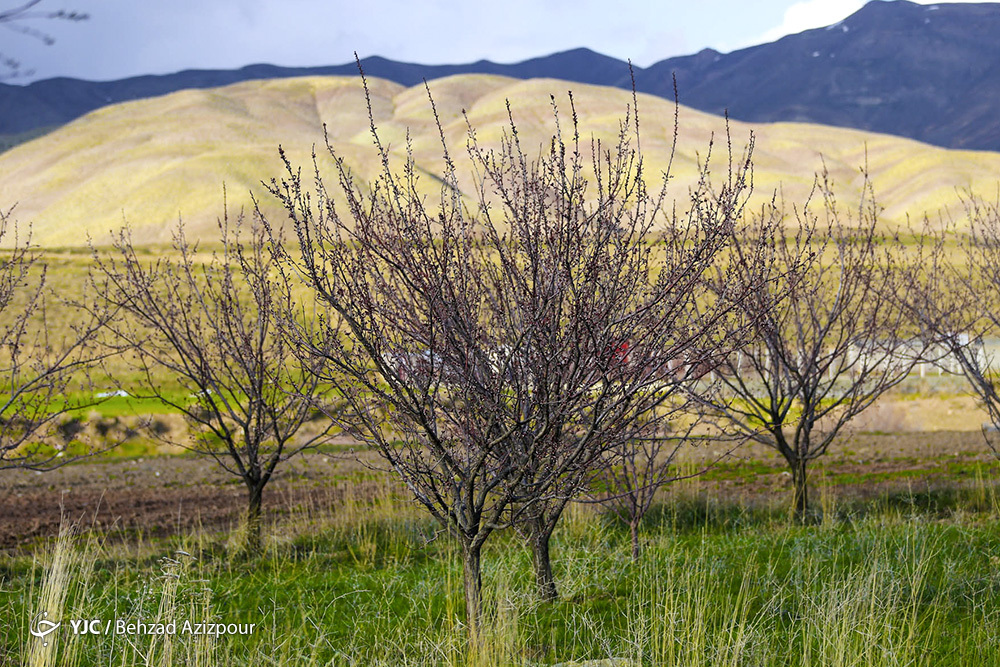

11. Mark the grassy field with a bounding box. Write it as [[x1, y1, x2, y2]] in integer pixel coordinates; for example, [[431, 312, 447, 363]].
[[1, 360, 998, 667], [5, 243, 1000, 665], [4, 477, 1000, 666]]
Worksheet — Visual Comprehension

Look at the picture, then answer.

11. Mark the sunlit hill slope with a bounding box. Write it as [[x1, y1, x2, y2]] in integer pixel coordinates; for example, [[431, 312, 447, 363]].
[[1, 74, 999, 247]]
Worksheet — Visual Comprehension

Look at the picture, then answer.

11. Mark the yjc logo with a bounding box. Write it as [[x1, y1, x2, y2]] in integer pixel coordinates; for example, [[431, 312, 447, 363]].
[[29, 612, 60, 646], [69, 619, 104, 635]]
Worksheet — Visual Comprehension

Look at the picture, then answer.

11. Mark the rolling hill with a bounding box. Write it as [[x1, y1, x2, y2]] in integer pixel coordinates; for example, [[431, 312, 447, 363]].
[[1, 73, 999, 247]]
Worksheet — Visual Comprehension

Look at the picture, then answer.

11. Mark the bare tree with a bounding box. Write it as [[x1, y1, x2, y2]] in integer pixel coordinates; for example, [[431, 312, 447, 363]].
[[0, 209, 110, 471], [261, 70, 755, 630], [91, 210, 337, 555], [594, 294, 755, 561], [596, 417, 711, 561], [904, 198, 1000, 458], [494, 87, 756, 601], [0, 1, 87, 79], [696, 174, 925, 523], [479, 104, 758, 601]]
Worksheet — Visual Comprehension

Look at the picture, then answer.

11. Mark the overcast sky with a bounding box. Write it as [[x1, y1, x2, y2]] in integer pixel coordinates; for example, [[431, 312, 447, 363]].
[[2, 0, 987, 83]]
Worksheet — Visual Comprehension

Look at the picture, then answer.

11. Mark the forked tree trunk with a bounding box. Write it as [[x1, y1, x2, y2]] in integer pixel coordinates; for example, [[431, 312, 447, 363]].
[[245, 481, 264, 556], [462, 541, 484, 640], [526, 515, 559, 601]]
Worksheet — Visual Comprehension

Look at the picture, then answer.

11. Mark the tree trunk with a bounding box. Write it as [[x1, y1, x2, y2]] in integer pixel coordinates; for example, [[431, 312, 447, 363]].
[[525, 515, 558, 601], [630, 518, 641, 561], [462, 540, 483, 640], [245, 481, 264, 556], [791, 458, 809, 524]]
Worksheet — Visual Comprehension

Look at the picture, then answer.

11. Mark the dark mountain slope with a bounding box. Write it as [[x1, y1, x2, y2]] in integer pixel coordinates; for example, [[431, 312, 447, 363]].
[[637, 1, 1000, 150], [0, 48, 631, 137]]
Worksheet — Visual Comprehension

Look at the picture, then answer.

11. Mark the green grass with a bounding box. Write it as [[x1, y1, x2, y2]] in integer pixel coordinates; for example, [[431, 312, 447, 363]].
[[5, 486, 1000, 666], [79, 394, 188, 418], [821, 461, 984, 486]]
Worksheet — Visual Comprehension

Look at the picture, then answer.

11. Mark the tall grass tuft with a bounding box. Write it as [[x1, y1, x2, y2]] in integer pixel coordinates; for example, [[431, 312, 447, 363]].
[[25, 522, 82, 667]]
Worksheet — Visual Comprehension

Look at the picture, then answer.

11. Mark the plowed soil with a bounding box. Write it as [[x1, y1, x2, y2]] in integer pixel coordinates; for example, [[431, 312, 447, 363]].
[[0, 449, 381, 551], [1, 429, 996, 552]]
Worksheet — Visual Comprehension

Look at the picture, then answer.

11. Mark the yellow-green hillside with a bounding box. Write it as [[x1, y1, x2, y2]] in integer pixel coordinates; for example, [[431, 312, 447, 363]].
[[1, 73, 998, 247]]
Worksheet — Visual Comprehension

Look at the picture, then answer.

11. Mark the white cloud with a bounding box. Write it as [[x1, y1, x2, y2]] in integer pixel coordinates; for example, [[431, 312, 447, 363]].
[[759, 0, 865, 44], [752, 0, 988, 48]]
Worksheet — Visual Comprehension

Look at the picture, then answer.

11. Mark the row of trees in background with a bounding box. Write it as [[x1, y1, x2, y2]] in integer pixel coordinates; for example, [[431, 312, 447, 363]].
[[3, 79, 1000, 635], [0, 212, 112, 471]]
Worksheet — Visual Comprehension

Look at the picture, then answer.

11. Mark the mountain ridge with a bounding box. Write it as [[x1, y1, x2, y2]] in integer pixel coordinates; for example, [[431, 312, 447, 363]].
[[5, 1, 1000, 150]]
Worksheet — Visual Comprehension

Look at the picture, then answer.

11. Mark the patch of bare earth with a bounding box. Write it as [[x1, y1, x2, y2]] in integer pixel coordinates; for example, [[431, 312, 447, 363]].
[[1, 428, 997, 552], [0, 444, 387, 552]]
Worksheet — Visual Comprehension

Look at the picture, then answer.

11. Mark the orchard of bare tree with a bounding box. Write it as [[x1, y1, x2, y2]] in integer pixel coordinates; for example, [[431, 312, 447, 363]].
[[5, 62, 1000, 666]]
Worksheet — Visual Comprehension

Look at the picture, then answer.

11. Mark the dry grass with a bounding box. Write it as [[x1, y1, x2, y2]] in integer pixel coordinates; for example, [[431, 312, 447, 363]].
[[1, 75, 999, 246]]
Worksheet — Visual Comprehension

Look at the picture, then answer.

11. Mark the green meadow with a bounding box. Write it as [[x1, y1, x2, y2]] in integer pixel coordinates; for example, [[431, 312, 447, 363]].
[[5, 482, 1000, 666]]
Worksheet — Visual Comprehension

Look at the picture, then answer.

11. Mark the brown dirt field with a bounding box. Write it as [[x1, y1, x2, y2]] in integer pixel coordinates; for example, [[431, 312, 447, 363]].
[[0, 449, 387, 552], [1, 427, 997, 553]]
